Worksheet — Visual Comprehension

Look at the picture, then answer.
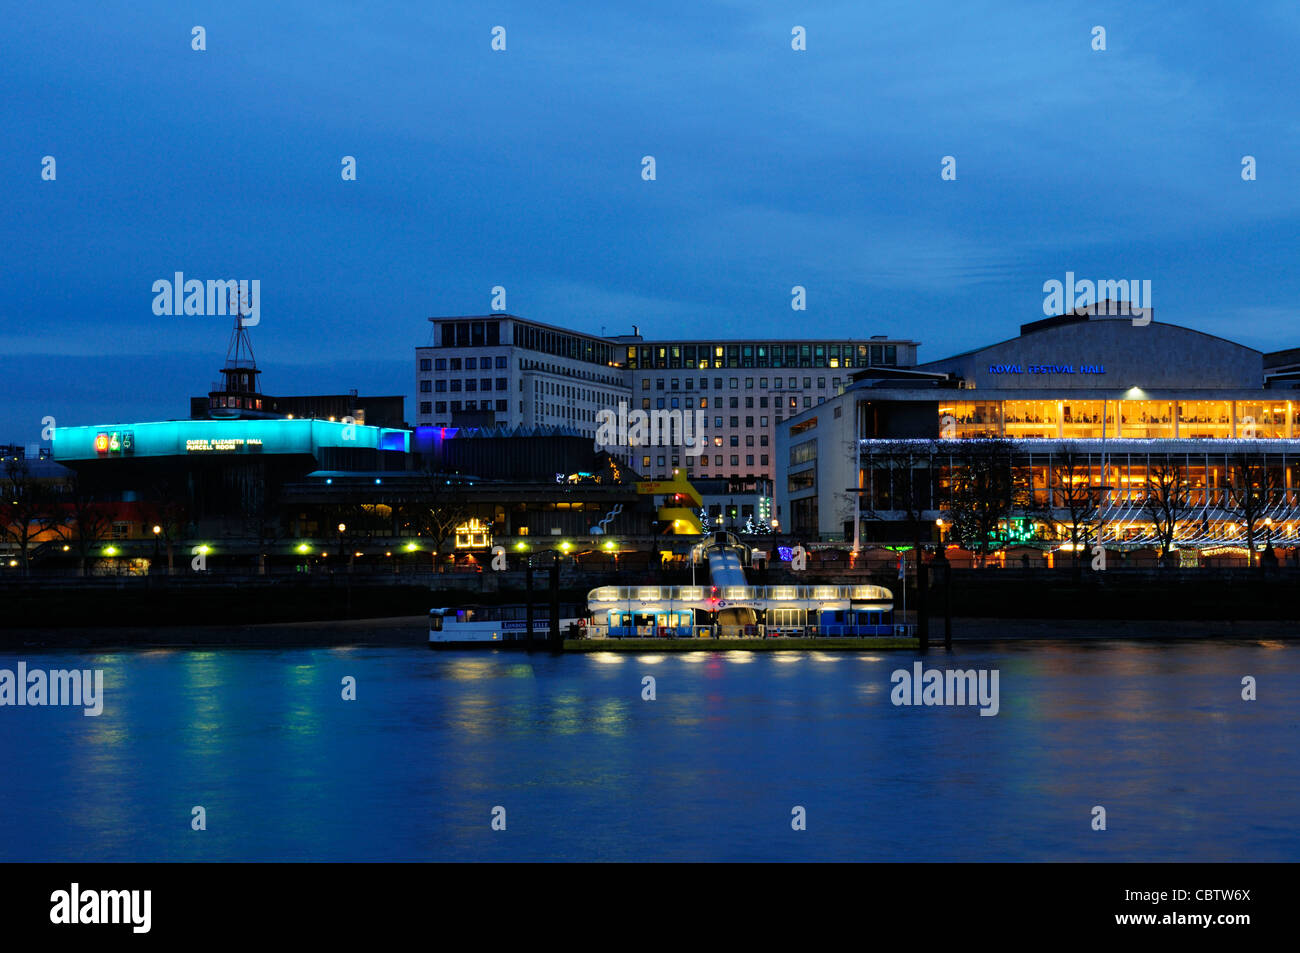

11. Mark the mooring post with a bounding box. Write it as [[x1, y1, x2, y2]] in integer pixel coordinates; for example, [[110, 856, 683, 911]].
[[917, 562, 929, 649], [525, 559, 535, 649], [548, 560, 561, 649], [943, 560, 953, 649]]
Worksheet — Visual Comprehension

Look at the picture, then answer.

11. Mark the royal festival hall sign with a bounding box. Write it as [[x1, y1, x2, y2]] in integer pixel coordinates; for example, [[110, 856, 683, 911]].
[[987, 363, 1106, 375]]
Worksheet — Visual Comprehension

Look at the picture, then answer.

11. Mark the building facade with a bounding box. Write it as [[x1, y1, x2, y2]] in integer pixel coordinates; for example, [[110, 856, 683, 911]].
[[415, 314, 917, 483], [416, 315, 628, 441], [776, 309, 1300, 558]]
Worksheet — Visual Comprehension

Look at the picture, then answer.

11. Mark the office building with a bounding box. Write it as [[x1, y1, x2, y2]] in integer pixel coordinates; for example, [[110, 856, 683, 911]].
[[415, 314, 917, 483]]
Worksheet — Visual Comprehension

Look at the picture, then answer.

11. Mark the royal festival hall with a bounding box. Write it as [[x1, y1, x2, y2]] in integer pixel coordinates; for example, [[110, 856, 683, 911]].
[[776, 306, 1300, 564]]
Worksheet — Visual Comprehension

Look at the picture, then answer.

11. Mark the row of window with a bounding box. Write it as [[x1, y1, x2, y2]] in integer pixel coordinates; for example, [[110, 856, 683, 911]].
[[210, 395, 263, 411], [521, 358, 623, 386], [436, 320, 503, 349], [420, 378, 510, 393], [420, 355, 510, 372], [535, 403, 602, 423], [641, 376, 840, 391], [640, 396, 820, 412], [641, 454, 771, 469], [512, 323, 617, 366], [701, 435, 769, 447], [937, 399, 1300, 440], [419, 400, 509, 415], [623, 343, 898, 370], [533, 379, 621, 404]]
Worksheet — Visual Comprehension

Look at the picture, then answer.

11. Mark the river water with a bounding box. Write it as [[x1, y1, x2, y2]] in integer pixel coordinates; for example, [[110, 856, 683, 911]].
[[1, 638, 1295, 861]]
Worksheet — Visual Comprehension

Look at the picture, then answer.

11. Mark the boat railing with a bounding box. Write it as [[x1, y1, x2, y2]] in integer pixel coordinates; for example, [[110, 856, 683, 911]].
[[588, 584, 893, 605], [582, 623, 909, 640]]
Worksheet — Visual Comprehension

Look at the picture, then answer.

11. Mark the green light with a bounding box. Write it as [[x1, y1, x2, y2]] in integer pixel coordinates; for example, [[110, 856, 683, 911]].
[[603, 540, 615, 551], [404, 542, 418, 552], [515, 542, 527, 551], [296, 543, 312, 554], [196, 544, 211, 555], [103, 546, 118, 556], [559, 541, 572, 552]]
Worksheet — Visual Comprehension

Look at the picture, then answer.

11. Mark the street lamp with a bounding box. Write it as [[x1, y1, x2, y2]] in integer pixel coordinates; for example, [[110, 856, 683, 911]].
[[152, 524, 162, 574]]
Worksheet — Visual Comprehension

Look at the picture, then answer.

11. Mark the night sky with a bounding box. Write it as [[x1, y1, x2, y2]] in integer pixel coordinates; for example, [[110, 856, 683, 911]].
[[5, 1, 1298, 441]]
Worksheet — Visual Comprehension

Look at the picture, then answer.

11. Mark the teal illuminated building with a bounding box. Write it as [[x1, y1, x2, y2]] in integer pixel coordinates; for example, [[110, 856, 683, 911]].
[[54, 418, 409, 461], [52, 419, 413, 551]]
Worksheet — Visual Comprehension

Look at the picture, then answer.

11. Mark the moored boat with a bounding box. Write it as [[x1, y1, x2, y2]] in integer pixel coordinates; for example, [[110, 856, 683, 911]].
[[428, 604, 588, 647]]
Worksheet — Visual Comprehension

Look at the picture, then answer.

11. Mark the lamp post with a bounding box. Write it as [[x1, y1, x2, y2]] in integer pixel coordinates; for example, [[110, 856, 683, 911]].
[[852, 399, 861, 556], [152, 524, 161, 574]]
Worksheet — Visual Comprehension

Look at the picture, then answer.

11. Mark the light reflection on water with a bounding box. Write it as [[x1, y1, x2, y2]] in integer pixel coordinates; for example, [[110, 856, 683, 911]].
[[1, 639, 1296, 861]]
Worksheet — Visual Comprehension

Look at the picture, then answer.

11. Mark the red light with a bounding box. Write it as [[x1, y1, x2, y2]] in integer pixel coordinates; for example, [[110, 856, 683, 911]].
[[94, 433, 109, 453]]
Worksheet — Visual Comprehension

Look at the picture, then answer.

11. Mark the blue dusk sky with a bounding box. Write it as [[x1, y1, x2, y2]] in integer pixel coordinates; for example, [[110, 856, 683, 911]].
[[4, 1, 1299, 441]]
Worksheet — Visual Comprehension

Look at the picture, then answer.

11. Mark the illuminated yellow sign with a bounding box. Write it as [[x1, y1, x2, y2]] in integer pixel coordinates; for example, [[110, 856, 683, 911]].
[[454, 518, 492, 549]]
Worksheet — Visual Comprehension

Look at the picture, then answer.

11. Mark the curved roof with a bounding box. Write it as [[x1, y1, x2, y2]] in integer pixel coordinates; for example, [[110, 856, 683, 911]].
[[916, 316, 1263, 391]]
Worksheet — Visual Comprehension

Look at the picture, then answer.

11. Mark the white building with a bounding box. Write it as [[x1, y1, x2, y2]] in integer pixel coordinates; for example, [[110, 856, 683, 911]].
[[416, 315, 629, 443], [416, 314, 917, 481]]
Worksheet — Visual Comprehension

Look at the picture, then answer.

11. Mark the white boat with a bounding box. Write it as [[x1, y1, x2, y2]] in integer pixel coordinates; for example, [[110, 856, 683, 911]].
[[428, 604, 587, 647]]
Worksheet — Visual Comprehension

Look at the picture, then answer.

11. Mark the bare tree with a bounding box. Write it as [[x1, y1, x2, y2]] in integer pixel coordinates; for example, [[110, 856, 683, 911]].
[[861, 439, 939, 561], [409, 467, 472, 572], [60, 472, 114, 576], [139, 483, 189, 575], [0, 457, 63, 576], [1141, 462, 1191, 564], [241, 482, 286, 575], [940, 439, 1024, 568], [1224, 453, 1281, 569], [1047, 444, 1102, 579]]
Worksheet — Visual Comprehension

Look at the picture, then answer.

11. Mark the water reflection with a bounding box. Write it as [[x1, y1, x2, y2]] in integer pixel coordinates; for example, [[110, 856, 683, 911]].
[[1, 639, 1296, 862]]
